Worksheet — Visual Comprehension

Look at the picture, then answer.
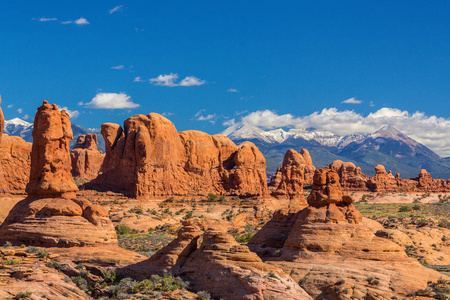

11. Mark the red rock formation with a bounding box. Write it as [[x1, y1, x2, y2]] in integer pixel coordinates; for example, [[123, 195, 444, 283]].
[[94, 113, 268, 198], [0, 101, 117, 247], [26, 101, 78, 198], [248, 168, 441, 298], [270, 149, 315, 200], [71, 134, 104, 181], [328, 160, 368, 190], [0, 134, 31, 193], [0, 96, 31, 194], [124, 222, 312, 300]]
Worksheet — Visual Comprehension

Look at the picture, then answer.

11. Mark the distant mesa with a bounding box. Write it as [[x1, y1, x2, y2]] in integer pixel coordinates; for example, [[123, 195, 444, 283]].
[[91, 113, 268, 198], [0, 101, 117, 247]]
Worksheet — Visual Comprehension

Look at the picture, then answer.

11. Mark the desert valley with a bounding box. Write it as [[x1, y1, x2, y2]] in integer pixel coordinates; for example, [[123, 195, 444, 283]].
[[0, 99, 450, 300]]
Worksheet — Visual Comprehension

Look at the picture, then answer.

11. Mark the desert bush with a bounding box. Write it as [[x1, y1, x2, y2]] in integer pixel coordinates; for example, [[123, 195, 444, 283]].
[[116, 224, 131, 235]]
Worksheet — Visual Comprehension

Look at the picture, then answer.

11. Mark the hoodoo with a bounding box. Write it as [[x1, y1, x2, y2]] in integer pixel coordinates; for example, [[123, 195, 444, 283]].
[[0, 101, 117, 247]]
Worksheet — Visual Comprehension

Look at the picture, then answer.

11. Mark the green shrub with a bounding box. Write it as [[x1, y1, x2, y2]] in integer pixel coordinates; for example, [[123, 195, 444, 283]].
[[399, 205, 412, 212], [14, 292, 32, 299], [116, 224, 131, 235], [207, 193, 218, 202]]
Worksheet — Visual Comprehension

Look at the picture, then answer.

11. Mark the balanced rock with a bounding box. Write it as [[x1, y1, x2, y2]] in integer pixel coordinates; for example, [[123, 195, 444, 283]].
[[26, 101, 78, 198], [270, 149, 315, 200], [249, 168, 441, 298], [71, 134, 105, 181], [94, 113, 268, 198], [125, 224, 312, 300], [0, 101, 117, 247]]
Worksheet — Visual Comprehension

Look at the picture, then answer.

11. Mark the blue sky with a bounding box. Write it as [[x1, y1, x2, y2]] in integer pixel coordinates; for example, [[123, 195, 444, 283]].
[[1, 1, 449, 154]]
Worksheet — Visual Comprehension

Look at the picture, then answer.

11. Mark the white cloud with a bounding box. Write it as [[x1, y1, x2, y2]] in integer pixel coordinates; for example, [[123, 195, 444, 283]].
[[162, 112, 174, 117], [179, 76, 206, 86], [370, 101, 375, 107], [37, 17, 58, 22], [341, 97, 362, 104], [227, 88, 239, 93], [149, 73, 206, 87], [59, 106, 80, 119], [223, 118, 235, 127], [109, 5, 123, 14], [62, 17, 89, 25], [110, 65, 124, 70], [85, 92, 140, 109], [7, 104, 13, 108], [23, 114, 29, 120], [230, 107, 450, 157], [77, 101, 83, 106], [194, 110, 216, 124], [17, 108, 23, 114], [133, 76, 145, 82]]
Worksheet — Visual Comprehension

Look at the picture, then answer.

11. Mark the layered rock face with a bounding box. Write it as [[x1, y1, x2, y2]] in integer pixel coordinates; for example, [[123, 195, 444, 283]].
[[0, 101, 117, 247], [249, 168, 441, 298], [270, 149, 315, 199], [71, 134, 105, 180], [95, 113, 268, 198], [125, 221, 312, 300]]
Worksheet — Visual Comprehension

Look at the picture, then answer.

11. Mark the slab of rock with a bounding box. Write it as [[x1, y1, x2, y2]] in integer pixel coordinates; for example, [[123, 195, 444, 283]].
[[26, 101, 78, 198], [93, 113, 268, 198], [248, 168, 442, 298], [71, 134, 105, 180], [328, 160, 369, 191], [270, 149, 315, 202], [124, 223, 312, 300]]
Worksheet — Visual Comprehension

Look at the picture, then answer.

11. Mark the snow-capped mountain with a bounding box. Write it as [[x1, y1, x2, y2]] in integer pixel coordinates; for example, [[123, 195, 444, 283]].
[[221, 123, 367, 148], [222, 124, 450, 179], [4, 118, 34, 142]]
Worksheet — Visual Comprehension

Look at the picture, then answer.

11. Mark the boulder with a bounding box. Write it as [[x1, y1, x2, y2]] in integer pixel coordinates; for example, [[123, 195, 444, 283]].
[[328, 160, 369, 190], [93, 113, 268, 198]]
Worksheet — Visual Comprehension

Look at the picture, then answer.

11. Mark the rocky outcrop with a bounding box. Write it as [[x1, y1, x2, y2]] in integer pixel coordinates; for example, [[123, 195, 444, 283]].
[[248, 168, 442, 298], [0, 96, 31, 194], [328, 160, 368, 190], [270, 149, 315, 200], [124, 222, 312, 300], [0, 101, 117, 247], [0, 134, 31, 193], [71, 134, 104, 181], [94, 113, 268, 198], [26, 101, 78, 198], [330, 161, 450, 193]]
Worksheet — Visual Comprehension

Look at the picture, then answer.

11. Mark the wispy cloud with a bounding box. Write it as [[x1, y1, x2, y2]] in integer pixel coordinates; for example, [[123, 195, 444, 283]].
[[194, 109, 216, 124], [85, 92, 140, 109], [370, 101, 375, 107], [62, 17, 89, 25], [109, 5, 123, 14], [227, 88, 239, 93], [110, 65, 124, 70], [133, 76, 145, 82], [7, 104, 13, 108], [36, 17, 58, 22], [341, 97, 362, 104], [149, 73, 206, 87], [17, 108, 23, 114], [223, 118, 235, 127], [23, 114, 29, 120], [227, 108, 450, 157]]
